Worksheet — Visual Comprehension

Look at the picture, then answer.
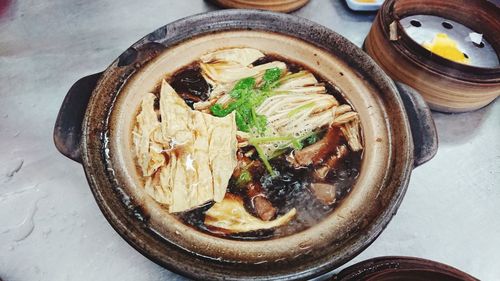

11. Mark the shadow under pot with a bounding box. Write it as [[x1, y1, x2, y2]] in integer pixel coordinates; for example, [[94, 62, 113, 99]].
[[364, 0, 500, 113], [54, 10, 438, 281]]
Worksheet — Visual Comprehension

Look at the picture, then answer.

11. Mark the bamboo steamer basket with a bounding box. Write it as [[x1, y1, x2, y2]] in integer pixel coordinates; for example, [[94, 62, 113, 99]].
[[365, 0, 500, 112]]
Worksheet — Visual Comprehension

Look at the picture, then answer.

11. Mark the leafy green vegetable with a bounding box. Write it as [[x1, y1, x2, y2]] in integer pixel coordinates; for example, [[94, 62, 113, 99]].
[[230, 77, 255, 98], [235, 111, 250, 132], [210, 104, 228, 117], [250, 108, 267, 135], [209, 93, 248, 117], [254, 115, 267, 135], [237, 170, 252, 185], [211, 75, 277, 134], [261, 67, 282, 90], [236, 77, 256, 90], [291, 139, 303, 150], [304, 133, 318, 146], [209, 71, 288, 175], [254, 144, 275, 176]]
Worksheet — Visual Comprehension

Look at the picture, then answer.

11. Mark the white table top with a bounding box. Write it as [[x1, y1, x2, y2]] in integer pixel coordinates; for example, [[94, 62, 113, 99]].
[[0, 0, 498, 280]]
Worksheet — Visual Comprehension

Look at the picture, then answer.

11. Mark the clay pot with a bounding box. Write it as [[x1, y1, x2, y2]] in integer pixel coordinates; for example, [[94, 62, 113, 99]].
[[334, 256, 478, 281], [54, 10, 437, 280]]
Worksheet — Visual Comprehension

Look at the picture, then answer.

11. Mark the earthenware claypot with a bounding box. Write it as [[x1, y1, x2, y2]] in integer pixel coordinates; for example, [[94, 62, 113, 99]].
[[54, 10, 438, 281], [211, 0, 309, 13], [364, 0, 500, 113], [334, 256, 478, 281]]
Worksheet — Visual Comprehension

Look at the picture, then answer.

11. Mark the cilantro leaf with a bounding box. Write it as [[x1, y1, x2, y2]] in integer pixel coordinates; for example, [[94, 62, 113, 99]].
[[210, 103, 229, 117], [261, 67, 282, 90], [230, 77, 255, 98], [235, 111, 250, 132]]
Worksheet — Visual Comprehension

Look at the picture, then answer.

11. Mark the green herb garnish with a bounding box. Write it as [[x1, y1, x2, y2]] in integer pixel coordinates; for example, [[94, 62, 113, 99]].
[[235, 111, 250, 132], [210, 103, 229, 117], [291, 139, 303, 149], [304, 133, 319, 146], [237, 170, 252, 185], [209, 69, 283, 134], [229, 77, 255, 98], [209, 69, 287, 175], [261, 67, 282, 90], [254, 144, 275, 176]]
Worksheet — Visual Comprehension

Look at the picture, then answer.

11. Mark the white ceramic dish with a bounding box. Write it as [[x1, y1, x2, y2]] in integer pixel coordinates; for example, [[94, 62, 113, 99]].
[[346, 0, 384, 11]]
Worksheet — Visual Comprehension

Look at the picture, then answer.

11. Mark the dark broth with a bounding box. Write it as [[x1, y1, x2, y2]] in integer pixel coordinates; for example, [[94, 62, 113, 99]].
[[168, 65, 210, 109], [163, 55, 362, 240]]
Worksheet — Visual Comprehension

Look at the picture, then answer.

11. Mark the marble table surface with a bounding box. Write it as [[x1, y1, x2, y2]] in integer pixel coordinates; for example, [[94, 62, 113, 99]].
[[0, 0, 498, 280]]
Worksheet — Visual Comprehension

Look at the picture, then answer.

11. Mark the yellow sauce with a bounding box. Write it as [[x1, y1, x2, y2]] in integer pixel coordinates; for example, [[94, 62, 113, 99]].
[[422, 33, 470, 64]]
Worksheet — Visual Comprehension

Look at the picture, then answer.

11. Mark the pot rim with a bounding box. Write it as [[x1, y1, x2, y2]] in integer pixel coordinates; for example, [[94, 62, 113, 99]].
[[80, 9, 415, 281]]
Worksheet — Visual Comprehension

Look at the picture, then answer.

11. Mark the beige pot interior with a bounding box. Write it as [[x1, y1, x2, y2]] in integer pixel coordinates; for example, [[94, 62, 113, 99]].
[[109, 30, 392, 263]]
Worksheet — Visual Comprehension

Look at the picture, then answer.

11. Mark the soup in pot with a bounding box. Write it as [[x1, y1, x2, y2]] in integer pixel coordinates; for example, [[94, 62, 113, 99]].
[[132, 48, 363, 240]]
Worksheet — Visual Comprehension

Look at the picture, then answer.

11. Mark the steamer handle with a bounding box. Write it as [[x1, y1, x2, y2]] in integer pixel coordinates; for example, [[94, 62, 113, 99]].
[[395, 82, 438, 167], [53, 72, 103, 163]]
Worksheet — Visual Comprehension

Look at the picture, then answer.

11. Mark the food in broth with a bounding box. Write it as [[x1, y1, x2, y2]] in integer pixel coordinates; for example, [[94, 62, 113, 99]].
[[133, 48, 363, 240]]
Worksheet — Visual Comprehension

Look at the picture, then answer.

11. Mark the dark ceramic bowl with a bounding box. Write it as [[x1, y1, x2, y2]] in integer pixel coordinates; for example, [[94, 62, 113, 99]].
[[334, 256, 478, 281], [54, 10, 438, 281]]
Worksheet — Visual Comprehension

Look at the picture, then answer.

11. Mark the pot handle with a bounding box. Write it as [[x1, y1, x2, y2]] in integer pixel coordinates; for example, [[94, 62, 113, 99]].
[[395, 82, 438, 167], [53, 72, 102, 163]]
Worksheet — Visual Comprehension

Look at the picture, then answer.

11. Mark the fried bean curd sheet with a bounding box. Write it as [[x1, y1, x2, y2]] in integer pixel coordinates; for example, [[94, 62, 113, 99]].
[[133, 80, 238, 213], [204, 194, 297, 233]]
